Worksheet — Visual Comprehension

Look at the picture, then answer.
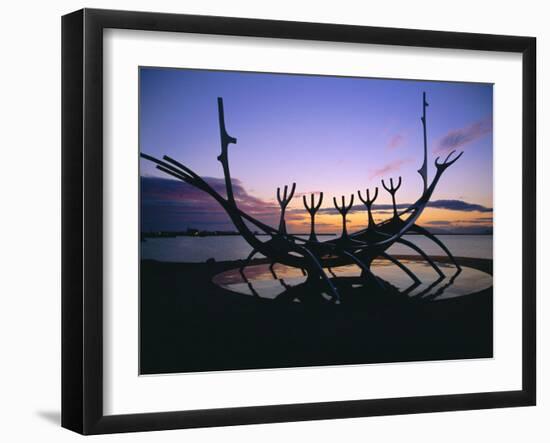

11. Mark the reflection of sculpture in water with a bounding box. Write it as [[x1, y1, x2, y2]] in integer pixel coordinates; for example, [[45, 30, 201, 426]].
[[221, 260, 478, 304], [142, 93, 463, 304], [211, 256, 493, 306]]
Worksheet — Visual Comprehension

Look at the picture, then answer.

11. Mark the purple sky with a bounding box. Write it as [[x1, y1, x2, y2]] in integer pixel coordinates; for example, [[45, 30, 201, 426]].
[[140, 67, 493, 234]]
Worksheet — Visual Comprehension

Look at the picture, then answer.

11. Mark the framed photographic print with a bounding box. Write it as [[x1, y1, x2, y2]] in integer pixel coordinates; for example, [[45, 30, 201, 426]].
[[62, 8, 536, 435]]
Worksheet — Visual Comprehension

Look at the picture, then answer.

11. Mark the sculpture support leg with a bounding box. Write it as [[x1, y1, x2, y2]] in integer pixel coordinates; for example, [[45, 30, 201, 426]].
[[413, 275, 445, 299], [296, 245, 341, 304], [410, 224, 462, 271], [267, 264, 290, 290], [395, 237, 445, 279], [238, 252, 260, 298], [340, 250, 385, 291], [240, 249, 258, 272], [379, 251, 421, 285]]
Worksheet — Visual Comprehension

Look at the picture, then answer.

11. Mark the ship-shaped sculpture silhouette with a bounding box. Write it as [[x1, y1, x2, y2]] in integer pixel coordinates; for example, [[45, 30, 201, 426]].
[[142, 93, 463, 304]]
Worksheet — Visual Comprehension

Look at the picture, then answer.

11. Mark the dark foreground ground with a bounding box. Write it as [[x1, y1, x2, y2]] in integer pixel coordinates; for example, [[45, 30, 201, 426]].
[[140, 256, 493, 374]]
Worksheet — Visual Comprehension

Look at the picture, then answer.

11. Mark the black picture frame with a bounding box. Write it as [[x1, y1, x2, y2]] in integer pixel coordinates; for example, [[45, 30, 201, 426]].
[[62, 8, 536, 435]]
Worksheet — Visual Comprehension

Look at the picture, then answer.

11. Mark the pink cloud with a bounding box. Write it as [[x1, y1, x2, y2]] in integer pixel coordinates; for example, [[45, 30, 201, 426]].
[[387, 134, 405, 150], [369, 158, 412, 179], [436, 116, 492, 153]]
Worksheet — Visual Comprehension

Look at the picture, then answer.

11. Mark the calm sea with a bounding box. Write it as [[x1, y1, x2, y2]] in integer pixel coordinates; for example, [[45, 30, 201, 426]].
[[141, 234, 493, 263]]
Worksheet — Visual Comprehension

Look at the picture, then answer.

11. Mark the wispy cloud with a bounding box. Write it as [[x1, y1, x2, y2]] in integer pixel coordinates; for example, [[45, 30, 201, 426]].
[[435, 116, 492, 153], [426, 199, 492, 213], [369, 158, 412, 179], [424, 220, 453, 226], [387, 134, 405, 150], [422, 216, 493, 234], [317, 199, 493, 216], [294, 190, 324, 199]]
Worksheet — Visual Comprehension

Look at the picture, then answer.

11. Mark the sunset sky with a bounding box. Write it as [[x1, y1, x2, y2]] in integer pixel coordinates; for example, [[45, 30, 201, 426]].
[[140, 67, 493, 234]]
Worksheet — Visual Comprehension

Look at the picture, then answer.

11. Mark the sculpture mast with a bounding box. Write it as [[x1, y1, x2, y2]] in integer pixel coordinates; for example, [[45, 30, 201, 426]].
[[217, 97, 238, 204], [418, 92, 429, 194]]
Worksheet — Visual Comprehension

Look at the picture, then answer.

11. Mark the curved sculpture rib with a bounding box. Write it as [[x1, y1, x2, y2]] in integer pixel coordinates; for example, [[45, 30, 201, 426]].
[[409, 224, 462, 271], [379, 251, 421, 285], [394, 237, 445, 279]]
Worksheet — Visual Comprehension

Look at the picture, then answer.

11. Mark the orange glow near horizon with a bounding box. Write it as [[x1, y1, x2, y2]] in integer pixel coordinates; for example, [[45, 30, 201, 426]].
[[283, 207, 493, 234]]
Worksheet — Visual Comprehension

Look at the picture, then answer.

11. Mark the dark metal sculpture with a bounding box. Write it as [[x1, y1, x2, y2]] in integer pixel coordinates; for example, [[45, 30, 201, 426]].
[[276, 183, 296, 235], [358, 187, 378, 230], [333, 195, 355, 243], [141, 94, 464, 304], [303, 193, 323, 242]]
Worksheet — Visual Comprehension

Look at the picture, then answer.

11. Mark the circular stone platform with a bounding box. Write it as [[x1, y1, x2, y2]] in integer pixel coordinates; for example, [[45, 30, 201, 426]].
[[212, 258, 492, 302]]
